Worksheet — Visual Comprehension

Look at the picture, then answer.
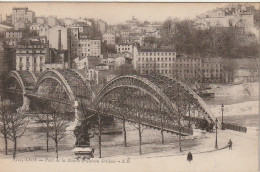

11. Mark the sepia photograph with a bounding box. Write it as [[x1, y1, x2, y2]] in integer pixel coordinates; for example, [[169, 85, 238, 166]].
[[0, 1, 259, 172]]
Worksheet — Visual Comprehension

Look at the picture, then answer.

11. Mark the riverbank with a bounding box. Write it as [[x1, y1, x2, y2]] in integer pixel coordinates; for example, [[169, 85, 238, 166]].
[[0, 126, 257, 172], [209, 100, 259, 117], [209, 82, 259, 97]]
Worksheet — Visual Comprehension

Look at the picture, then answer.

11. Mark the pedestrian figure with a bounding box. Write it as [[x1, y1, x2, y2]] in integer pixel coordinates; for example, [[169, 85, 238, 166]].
[[228, 139, 232, 150], [187, 152, 193, 162]]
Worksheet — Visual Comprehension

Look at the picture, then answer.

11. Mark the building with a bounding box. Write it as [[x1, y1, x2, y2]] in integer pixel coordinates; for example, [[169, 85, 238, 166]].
[[78, 38, 101, 58], [85, 68, 115, 85], [0, 14, 2, 23], [97, 20, 107, 34], [0, 24, 13, 33], [0, 42, 16, 93], [15, 41, 46, 72], [114, 56, 126, 68], [4, 30, 22, 47], [73, 56, 101, 70], [36, 17, 45, 24], [201, 57, 224, 83], [135, 48, 177, 75], [175, 56, 202, 82], [195, 4, 255, 31], [12, 7, 35, 27], [116, 44, 134, 54], [232, 58, 259, 83], [121, 30, 130, 37], [63, 18, 76, 27], [30, 23, 49, 36], [45, 48, 67, 70], [47, 16, 57, 27], [102, 31, 116, 45], [38, 24, 49, 38], [30, 23, 41, 33], [67, 28, 101, 66], [48, 25, 67, 50]]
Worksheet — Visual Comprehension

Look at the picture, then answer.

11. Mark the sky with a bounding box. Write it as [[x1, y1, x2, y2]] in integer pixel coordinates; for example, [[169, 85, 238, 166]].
[[0, 2, 258, 25]]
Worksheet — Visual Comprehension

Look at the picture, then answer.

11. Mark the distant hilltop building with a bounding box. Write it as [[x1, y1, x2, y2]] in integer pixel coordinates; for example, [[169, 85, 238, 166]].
[[12, 7, 35, 29], [195, 4, 256, 32]]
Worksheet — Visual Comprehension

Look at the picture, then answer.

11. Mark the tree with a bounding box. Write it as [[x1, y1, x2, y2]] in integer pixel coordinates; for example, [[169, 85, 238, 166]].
[[7, 109, 28, 159], [47, 101, 71, 159], [34, 112, 51, 152], [0, 99, 14, 155]]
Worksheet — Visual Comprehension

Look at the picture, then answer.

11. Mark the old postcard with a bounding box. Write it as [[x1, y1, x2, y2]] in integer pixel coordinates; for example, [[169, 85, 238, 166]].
[[0, 2, 259, 172]]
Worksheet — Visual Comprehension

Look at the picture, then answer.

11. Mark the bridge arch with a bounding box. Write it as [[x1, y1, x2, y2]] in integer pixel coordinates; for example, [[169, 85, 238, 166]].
[[7, 70, 37, 93], [34, 69, 93, 103], [94, 74, 218, 131], [34, 69, 76, 101], [95, 75, 178, 120]]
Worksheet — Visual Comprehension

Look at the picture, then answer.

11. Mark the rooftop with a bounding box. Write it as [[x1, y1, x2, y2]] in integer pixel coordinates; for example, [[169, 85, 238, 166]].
[[138, 48, 176, 52], [13, 7, 28, 10]]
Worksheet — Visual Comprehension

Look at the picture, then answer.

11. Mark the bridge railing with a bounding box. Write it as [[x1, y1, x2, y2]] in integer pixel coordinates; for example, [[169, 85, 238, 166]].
[[222, 123, 247, 133], [129, 115, 192, 135]]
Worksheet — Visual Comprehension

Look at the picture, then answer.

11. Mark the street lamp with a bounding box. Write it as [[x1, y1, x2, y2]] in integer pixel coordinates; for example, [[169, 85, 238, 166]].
[[215, 118, 218, 149], [221, 104, 225, 130]]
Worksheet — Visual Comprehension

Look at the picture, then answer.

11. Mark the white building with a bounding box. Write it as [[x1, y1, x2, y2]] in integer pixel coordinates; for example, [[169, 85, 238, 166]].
[[102, 31, 116, 45], [73, 56, 89, 70], [12, 7, 35, 27], [5, 30, 22, 47], [39, 24, 49, 38], [115, 56, 126, 68], [134, 48, 177, 75], [116, 44, 134, 54], [16, 42, 46, 72]]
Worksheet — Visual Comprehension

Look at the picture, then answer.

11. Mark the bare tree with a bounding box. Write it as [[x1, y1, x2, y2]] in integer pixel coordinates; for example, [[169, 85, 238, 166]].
[[0, 99, 14, 155], [47, 101, 71, 159], [92, 104, 106, 158], [34, 112, 51, 152], [7, 109, 28, 159]]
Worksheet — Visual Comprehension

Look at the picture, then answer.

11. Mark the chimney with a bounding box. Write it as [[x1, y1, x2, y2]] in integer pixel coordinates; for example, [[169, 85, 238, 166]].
[[58, 30, 61, 50], [45, 41, 50, 63], [67, 28, 72, 69]]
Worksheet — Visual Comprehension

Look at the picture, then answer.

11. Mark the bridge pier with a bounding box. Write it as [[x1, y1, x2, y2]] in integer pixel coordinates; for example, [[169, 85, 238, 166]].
[[21, 94, 30, 112]]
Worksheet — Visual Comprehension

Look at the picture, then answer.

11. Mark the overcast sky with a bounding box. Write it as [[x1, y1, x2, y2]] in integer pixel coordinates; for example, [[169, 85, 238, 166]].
[[0, 2, 258, 25]]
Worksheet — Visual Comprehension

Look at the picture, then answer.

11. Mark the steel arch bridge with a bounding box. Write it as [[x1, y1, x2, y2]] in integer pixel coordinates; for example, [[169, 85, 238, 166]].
[[6, 69, 219, 136]]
